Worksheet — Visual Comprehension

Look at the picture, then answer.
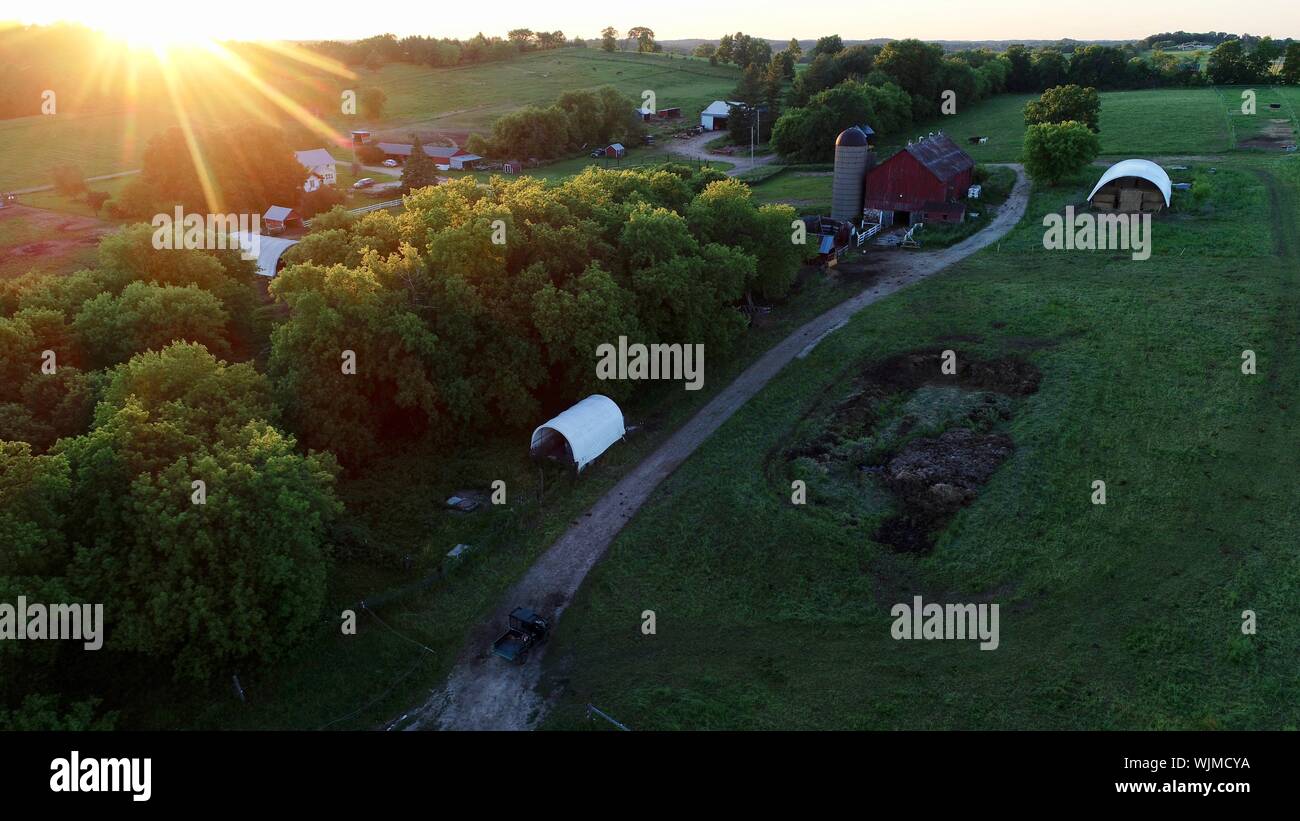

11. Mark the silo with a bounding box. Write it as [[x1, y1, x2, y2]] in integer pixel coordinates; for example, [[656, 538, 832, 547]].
[[831, 126, 869, 222]]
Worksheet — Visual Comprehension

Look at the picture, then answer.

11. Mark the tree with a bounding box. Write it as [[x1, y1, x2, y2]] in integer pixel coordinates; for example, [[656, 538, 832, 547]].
[[600, 27, 617, 53], [810, 35, 844, 59], [1282, 43, 1300, 85], [693, 43, 716, 60], [1004, 45, 1036, 92], [1024, 84, 1102, 132], [1022, 121, 1101, 185], [1032, 49, 1069, 90], [1207, 40, 1263, 84], [785, 38, 803, 63], [627, 27, 656, 54], [72, 282, 232, 369], [875, 39, 945, 120], [400, 134, 439, 193], [57, 350, 340, 681]]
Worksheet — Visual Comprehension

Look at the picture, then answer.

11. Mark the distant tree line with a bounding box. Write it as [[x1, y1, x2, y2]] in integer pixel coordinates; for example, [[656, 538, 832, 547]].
[[307, 31, 578, 70], [768, 34, 1300, 163]]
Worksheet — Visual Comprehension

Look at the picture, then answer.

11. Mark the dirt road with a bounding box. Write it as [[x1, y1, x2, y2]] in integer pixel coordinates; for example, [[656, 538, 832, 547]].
[[669, 130, 782, 176], [398, 165, 1031, 731]]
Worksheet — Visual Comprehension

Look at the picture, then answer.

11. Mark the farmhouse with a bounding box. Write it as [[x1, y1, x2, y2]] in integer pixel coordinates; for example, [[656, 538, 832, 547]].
[[529, 394, 625, 473], [862, 132, 974, 225], [700, 100, 737, 131], [293, 148, 336, 187], [1087, 159, 1171, 214]]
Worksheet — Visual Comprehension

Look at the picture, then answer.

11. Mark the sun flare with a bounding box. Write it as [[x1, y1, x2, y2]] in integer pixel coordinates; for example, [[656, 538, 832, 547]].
[[81, 9, 217, 48]]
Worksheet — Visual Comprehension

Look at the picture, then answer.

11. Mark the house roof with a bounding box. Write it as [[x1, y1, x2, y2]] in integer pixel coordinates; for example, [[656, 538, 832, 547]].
[[1087, 159, 1172, 207], [294, 149, 335, 169], [904, 134, 974, 181], [263, 205, 296, 222], [607, 143, 625, 151], [376, 141, 463, 159]]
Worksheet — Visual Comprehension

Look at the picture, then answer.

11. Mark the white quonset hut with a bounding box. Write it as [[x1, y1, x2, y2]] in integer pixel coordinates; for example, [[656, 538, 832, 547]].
[[700, 100, 735, 131], [1088, 159, 1172, 213], [529, 395, 625, 473]]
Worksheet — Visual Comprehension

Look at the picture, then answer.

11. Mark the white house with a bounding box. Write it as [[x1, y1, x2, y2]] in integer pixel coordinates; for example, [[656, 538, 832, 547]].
[[700, 100, 737, 131], [294, 149, 337, 189]]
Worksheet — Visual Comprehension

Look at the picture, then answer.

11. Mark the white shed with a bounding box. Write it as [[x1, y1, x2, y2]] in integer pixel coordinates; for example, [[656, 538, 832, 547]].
[[529, 395, 625, 472], [700, 100, 735, 131], [1087, 159, 1172, 213]]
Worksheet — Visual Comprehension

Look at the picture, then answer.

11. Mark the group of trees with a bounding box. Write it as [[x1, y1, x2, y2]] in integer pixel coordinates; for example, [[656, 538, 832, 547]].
[[308, 32, 535, 70], [1021, 85, 1102, 184], [272, 166, 802, 466], [468, 86, 646, 160], [1, 221, 341, 728], [82, 124, 338, 221]]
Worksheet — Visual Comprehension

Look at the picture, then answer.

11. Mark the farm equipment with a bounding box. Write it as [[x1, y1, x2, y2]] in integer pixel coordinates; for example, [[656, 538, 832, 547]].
[[491, 607, 550, 663]]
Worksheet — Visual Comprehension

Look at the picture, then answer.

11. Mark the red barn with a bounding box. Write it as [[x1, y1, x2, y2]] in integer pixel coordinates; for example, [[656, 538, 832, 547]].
[[863, 133, 974, 225]]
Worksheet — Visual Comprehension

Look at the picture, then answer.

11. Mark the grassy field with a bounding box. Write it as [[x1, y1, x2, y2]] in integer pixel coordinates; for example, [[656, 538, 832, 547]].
[[345, 50, 739, 134], [0, 50, 739, 191], [875, 87, 1241, 163], [536, 155, 1300, 730]]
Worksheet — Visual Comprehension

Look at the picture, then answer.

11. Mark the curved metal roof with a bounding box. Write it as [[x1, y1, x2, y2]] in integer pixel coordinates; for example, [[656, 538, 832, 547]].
[[836, 126, 868, 147], [530, 394, 625, 472], [1087, 159, 1172, 207]]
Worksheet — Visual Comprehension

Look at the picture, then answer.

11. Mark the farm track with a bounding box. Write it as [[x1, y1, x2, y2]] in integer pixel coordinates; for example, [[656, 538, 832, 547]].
[[396, 165, 1032, 731]]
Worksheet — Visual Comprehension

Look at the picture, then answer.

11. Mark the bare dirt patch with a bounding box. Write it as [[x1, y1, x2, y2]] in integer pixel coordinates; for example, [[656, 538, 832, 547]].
[[781, 349, 1040, 554], [1237, 119, 1297, 150], [0, 205, 113, 278]]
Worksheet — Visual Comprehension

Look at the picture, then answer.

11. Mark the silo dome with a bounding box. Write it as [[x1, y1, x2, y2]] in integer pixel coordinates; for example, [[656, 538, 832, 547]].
[[836, 126, 868, 147]]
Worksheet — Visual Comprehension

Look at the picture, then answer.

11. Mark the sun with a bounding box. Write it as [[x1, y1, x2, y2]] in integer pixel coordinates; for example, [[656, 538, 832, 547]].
[[83, 9, 218, 49]]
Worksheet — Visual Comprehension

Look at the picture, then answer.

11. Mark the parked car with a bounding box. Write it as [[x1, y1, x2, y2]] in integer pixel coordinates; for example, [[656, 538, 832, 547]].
[[590, 149, 605, 158], [352, 178, 375, 189], [382, 159, 398, 167]]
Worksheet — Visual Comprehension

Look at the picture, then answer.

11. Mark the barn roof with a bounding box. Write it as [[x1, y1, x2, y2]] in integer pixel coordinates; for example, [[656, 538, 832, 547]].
[[1087, 159, 1172, 207], [905, 134, 974, 181], [263, 205, 296, 222], [377, 142, 463, 159], [294, 148, 335, 168], [702, 100, 734, 116], [530, 395, 625, 472], [228, 232, 299, 278]]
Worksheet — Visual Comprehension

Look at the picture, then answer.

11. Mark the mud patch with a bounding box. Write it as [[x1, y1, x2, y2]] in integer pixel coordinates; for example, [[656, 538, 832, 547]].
[[780, 349, 1040, 553], [1237, 119, 1297, 150], [876, 428, 1015, 553]]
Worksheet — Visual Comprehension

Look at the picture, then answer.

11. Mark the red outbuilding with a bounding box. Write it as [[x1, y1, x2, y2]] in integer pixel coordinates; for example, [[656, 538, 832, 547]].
[[863, 133, 974, 225]]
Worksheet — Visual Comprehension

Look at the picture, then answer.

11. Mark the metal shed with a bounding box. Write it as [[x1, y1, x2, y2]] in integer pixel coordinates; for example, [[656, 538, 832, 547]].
[[529, 395, 625, 472], [1087, 159, 1172, 213]]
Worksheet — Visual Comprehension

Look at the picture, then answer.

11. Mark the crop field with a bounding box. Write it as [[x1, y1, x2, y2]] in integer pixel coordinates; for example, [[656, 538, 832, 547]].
[[536, 156, 1300, 730]]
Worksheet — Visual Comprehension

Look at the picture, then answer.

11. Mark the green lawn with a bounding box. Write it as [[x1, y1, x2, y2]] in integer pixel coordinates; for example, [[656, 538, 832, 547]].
[[536, 156, 1300, 730], [875, 87, 1235, 163]]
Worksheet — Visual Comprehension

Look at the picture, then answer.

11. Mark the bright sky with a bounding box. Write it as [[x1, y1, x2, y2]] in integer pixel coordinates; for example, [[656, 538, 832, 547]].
[[5, 0, 1297, 43]]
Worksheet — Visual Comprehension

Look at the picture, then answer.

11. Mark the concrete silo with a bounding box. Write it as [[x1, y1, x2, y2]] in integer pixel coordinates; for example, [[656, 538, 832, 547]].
[[831, 126, 871, 222]]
